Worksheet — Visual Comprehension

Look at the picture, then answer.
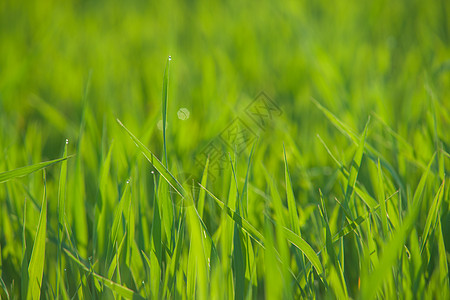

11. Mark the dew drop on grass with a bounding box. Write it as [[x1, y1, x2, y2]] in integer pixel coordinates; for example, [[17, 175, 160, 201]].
[[168, 55, 172, 61], [177, 108, 190, 120], [65, 139, 69, 145]]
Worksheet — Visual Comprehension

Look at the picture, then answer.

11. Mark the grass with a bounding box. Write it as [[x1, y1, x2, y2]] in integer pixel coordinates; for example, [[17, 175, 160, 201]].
[[1, 0, 449, 299]]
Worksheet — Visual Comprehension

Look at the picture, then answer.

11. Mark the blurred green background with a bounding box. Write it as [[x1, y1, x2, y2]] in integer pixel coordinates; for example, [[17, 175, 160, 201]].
[[1, 0, 449, 156], [1, 0, 449, 298]]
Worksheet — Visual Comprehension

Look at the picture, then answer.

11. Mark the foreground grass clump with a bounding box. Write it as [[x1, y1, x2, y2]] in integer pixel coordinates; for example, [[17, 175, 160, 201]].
[[1, 0, 449, 299]]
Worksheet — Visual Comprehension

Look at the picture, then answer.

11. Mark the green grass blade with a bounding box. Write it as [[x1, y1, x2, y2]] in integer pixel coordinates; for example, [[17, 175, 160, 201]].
[[56, 140, 69, 299], [343, 117, 369, 217], [436, 217, 449, 297], [21, 198, 28, 298], [63, 248, 145, 300], [107, 180, 130, 262], [360, 154, 435, 300], [151, 173, 162, 298], [377, 158, 389, 239], [281, 226, 324, 276], [27, 172, 48, 300], [199, 183, 264, 246], [233, 224, 245, 300], [0, 156, 73, 184], [420, 180, 445, 253], [312, 98, 406, 198], [116, 119, 187, 199], [0, 276, 9, 300], [283, 145, 300, 235], [318, 190, 347, 298], [200, 183, 323, 275], [317, 134, 378, 209], [197, 157, 209, 219]]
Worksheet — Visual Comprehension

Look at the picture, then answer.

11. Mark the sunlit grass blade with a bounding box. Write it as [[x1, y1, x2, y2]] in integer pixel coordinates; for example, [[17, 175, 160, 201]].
[[197, 157, 209, 218], [264, 216, 283, 299], [107, 179, 130, 263], [436, 217, 449, 298], [283, 145, 300, 235], [420, 180, 445, 253], [281, 226, 324, 276], [376, 158, 389, 239], [312, 98, 405, 197], [317, 134, 378, 209], [26, 171, 48, 300], [150, 172, 162, 298], [56, 139, 69, 299], [63, 248, 145, 300], [360, 154, 435, 300], [318, 190, 347, 298], [200, 183, 264, 246], [0, 276, 9, 300], [199, 183, 324, 275], [116, 118, 187, 199], [343, 117, 369, 218], [21, 198, 28, 298], [107, 233, 127, 280], [0, 156, 73, 184]]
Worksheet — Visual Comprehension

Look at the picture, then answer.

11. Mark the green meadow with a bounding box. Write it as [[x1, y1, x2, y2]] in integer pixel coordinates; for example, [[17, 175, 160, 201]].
[[1, 0, 449, 299]]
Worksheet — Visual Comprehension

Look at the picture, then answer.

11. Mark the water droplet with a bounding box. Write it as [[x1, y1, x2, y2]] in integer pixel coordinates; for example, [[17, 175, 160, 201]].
[[177, 108, 190, 120], [168, 56, 172, 61], [65, 139, 69, 145], [142, 281, 145, 285], [64, 268, 67, 272], [151, 171, 155, 174], [127, 179, 130, 184]]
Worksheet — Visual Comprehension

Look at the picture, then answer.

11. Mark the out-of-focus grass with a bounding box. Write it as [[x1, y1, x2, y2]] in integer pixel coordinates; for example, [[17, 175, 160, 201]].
[[0, 0, 449, 299]]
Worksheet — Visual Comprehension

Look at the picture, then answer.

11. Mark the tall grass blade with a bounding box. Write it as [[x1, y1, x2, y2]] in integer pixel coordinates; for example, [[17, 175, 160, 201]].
[[199, 183, 324, 275], [420, 180, 445, 253], [64, 248, 145, 300], [56, 140, 69, 299], [360, 154, 435, 300], [27, 171, 48, 300], [116, 119, 187, 199], [0, 156, 72, 184], [377, 158, 389, 239]]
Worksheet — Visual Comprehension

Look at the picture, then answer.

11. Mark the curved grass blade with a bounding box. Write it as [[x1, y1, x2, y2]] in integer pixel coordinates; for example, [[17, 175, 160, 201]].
[[360, 154, 435, 300], [116, 119, 187, 199], [63, 248, 144, 300], [317, 134, 378, 209], [0, 156, 73, 184], [27, 171, 48, 300], [199, 183, 324, 275], [420, 180, 445, 253], [312, 98, 406, 199]]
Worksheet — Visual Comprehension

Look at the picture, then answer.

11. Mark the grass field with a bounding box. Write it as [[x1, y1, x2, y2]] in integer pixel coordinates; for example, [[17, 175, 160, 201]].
[[1, 0, 449, 299]]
